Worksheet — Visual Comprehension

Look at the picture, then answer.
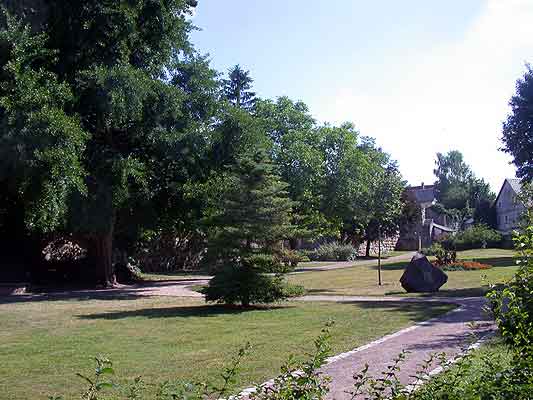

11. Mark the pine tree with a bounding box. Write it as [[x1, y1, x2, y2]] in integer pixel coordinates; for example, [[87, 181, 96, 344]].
[[222, 65, 256, 110], [203, 149, 298, 306]]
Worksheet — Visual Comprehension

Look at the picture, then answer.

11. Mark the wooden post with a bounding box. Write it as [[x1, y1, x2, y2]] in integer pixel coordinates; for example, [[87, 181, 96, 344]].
[[378, 225, 382, 286]]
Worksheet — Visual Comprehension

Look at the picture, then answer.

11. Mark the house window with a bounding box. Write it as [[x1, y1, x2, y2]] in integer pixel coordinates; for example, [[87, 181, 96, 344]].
[[505, 215, 508, 223]]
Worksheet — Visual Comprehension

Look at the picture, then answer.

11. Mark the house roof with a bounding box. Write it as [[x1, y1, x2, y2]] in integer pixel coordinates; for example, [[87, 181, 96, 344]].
[[495, 178, 523, 205], [507, 178, 522, 194]]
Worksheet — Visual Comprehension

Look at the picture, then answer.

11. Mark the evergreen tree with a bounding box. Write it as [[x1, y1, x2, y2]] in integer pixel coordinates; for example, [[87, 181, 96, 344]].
[[203, 149, 297, 306], [222, 64, 256, 109]]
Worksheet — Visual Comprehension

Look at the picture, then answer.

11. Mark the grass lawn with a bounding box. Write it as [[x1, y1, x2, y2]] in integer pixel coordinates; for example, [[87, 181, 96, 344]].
[[289, 248, 518, 297], [0, 296, 454, 399]]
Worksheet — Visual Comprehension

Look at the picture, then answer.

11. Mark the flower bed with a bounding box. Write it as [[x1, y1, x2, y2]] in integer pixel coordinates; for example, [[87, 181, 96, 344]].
[[435, 261, 492, 271]]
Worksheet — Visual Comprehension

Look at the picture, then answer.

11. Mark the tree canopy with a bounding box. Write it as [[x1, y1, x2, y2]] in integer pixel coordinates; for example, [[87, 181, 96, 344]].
[[0, 1, 208, 284], [502, 65, 533, 182], [433, 150, 495, 226]]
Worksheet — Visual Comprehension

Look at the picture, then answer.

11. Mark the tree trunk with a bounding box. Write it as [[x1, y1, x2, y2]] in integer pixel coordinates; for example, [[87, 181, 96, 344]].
[[365, 240, 371, 257], [88, 231, 116, 287]]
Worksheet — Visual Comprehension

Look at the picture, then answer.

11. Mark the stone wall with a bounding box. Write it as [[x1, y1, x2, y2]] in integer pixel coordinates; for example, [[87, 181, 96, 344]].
[[356, 233, 400, 256]]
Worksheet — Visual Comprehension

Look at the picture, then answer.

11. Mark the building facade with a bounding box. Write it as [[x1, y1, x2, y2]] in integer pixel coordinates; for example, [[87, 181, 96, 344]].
[[396, 183, 457, 250], [495, 179, 525, 233]]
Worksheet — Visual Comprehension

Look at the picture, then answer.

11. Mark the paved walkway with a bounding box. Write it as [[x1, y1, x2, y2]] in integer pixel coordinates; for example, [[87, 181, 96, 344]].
[[300, 295, 495, 399], [294, 252, 415, 272], [2, 279, 206, 302]]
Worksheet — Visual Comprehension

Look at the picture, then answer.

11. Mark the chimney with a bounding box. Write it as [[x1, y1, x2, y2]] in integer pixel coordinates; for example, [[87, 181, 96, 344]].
[[421, 182, 425, 189]]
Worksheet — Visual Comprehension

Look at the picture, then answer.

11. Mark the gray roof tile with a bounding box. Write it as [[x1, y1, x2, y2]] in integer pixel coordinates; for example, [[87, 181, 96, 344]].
[[507, 178, 522, 194]]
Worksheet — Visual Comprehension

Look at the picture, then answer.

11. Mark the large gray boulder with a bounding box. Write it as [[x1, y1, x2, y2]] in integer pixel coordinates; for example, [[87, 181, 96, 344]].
[[400, 253, 448, 293]]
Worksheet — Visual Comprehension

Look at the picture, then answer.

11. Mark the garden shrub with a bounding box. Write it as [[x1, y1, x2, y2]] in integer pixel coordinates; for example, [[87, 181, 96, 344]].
[[310, 242, 357, 261], [114, 262, 143, 283], [421, 242, 444, 256], [442, 224, 502, 251], [202, 265, 289, 306], [433, 247, 457, 266], [202, 253, 305, 306], [279, 249, 310, 268]]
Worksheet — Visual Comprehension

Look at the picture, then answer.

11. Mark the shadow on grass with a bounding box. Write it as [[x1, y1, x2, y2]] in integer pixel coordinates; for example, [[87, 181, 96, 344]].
[[0, 280, 211, 305], [79, 304, 292, 320], [385, 287, 488, 298], [305, 288, 339, 295], [356, 253, 408, 261], [334, 301, 458, 323], [372, 261, 407, 271], [0, 291, 150, 305]]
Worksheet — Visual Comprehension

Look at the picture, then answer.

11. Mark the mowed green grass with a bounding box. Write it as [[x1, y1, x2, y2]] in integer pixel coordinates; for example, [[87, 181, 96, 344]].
[[0, 296, 453, 399], [289, 248, 518, 297]]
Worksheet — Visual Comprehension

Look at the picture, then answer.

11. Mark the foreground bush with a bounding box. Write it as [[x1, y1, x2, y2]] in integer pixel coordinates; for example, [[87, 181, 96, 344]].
[[310, 242, 357, 261], [488, 211, 533, 383], [442, 224, 502, 250], [50, 330, 531, 400]]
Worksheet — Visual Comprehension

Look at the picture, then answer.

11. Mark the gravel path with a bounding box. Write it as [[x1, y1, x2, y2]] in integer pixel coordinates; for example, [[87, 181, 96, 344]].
[[300, 295, 495, 399], [4, 279, 207, 301], [294, 252, 415, 272]]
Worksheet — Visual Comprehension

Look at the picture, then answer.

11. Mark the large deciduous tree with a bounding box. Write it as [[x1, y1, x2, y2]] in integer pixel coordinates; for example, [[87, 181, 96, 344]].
[[0, 1, 210, 285], [358, 140, 405, 257], [433, 150, 494, 225], [254, 97, 330, 240], [318, 124, 384, 243], [502, 65, 533, 182]]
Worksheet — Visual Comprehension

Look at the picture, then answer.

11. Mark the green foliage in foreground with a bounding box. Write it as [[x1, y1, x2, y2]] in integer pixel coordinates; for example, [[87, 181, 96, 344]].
[[49, 331, 531, 400], [488, 209, 533, 381]]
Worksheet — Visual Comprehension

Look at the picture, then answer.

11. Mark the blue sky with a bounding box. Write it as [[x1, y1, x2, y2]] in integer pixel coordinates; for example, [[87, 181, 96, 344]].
[[191, 1, 533, 192]]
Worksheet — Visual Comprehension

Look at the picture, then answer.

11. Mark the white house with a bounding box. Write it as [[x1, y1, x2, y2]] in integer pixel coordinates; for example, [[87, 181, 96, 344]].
[[495, 179, 525, 233]]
